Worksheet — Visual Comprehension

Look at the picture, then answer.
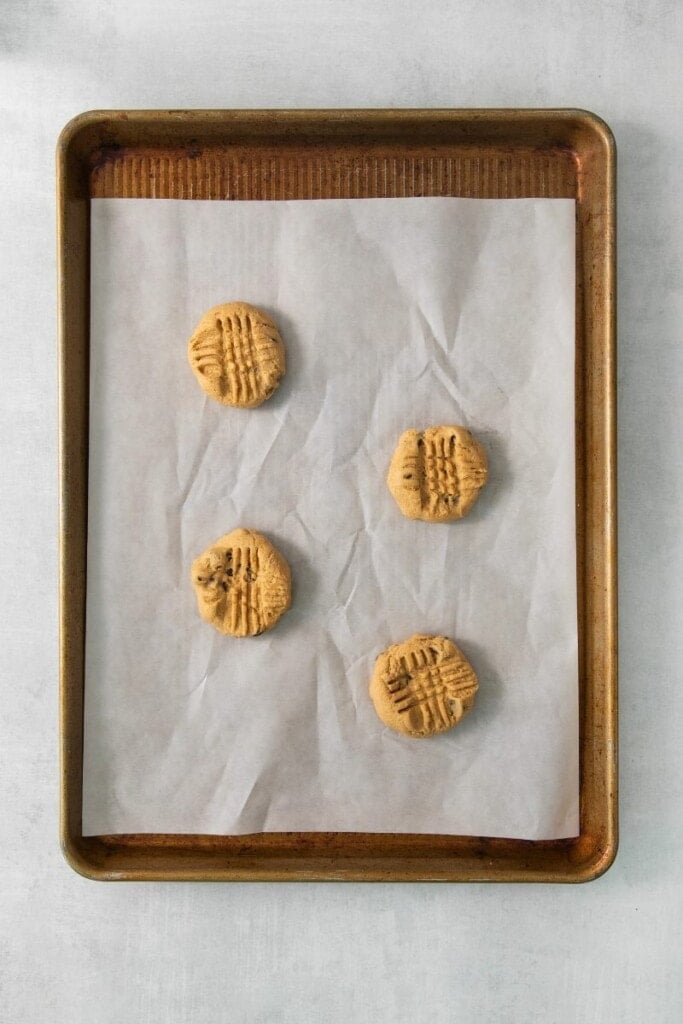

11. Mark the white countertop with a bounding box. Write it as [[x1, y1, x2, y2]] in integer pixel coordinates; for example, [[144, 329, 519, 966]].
[[1, 1, 681, 1020]]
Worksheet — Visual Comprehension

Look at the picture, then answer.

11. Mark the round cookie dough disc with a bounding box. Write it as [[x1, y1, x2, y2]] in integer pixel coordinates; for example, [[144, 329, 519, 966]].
[[191, 528, 291, 637], [387, 425, 487, 522], [188, 301, 285, 408], [370, 634, 478, 738]]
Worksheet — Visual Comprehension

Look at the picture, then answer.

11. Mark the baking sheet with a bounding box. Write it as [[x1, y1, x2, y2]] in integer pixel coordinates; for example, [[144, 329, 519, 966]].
[[83, 196, 578, 839]]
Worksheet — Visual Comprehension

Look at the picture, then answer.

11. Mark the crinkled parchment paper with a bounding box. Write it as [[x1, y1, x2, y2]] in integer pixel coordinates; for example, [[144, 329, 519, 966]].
[[83, 197, 577, 838]]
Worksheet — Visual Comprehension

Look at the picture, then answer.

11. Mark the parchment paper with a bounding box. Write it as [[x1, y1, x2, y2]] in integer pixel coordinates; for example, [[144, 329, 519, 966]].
[[83, 196, 578, 839]]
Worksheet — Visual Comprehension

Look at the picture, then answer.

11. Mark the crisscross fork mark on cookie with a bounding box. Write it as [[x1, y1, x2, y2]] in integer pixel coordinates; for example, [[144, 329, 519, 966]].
[[224, 310, 258, 405], [421, 431, 460, 513], [226, 539, 260, 636], [385, 649, 477, 733]]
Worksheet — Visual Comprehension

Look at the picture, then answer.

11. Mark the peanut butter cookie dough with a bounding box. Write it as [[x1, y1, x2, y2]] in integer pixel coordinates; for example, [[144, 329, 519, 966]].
[[370, 634, 478, 738], [191, 528, 291, 637], [387, 426, 487, 522], [188, 302, 285, 408]]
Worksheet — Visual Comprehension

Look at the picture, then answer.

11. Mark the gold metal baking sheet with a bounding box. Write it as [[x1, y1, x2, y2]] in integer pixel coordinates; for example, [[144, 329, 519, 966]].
[[58, 109, 616, 881]]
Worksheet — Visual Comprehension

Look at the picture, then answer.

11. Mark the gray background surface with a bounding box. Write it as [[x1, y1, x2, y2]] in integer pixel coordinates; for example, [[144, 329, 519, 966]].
[[1, 1, 681, 1021]]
